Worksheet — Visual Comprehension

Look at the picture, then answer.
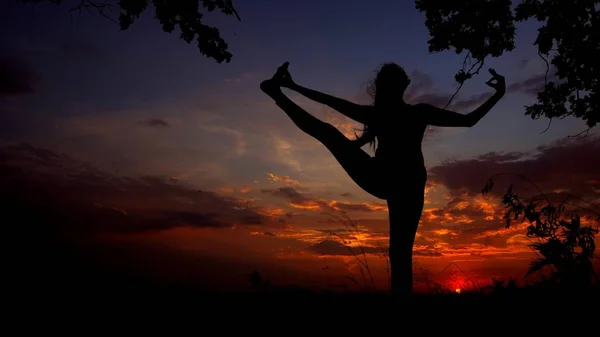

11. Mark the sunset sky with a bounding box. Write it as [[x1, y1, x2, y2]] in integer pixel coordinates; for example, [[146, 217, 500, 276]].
[[2, 0, 599, 293]]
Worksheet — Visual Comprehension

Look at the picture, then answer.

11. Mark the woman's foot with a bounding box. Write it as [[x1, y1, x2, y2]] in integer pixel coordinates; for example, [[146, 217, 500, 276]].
[[260, 62, 289, 95]]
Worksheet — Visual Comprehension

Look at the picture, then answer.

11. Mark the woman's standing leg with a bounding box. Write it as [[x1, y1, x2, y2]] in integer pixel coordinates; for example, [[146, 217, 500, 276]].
[[387, 176, 426, 295]]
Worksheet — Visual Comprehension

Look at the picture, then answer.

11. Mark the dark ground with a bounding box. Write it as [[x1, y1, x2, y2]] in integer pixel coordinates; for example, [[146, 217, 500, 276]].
[[7, 273, 599, 329]]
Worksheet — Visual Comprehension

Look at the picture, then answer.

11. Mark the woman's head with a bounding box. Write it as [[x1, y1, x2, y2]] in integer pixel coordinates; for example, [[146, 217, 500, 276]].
[[368, 63, 411, 105], [355, 63, 411, 149]]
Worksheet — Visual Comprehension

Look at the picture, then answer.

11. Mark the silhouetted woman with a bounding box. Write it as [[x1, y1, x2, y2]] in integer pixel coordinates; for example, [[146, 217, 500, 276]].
[[260, 62, 506, 295]]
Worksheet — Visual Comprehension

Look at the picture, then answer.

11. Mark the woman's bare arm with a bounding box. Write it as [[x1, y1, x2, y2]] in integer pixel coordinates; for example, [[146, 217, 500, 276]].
[[417, 68, 506, 128], [416, 91, 504, 127], [288, 83, 371, 124]]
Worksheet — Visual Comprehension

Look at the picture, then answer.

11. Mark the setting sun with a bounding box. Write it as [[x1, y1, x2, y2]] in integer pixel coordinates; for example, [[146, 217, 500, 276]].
[[455, 288, 461, 294]]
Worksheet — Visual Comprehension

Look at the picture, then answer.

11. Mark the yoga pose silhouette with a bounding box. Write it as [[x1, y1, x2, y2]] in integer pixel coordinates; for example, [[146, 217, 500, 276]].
[[261, 62, 506, 295]]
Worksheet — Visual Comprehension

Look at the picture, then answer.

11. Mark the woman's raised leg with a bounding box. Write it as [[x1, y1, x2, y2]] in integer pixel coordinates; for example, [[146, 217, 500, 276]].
[[261, 63, 385, 199]]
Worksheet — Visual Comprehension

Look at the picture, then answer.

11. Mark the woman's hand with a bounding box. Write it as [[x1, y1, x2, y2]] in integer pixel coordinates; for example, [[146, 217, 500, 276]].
[[485, 68, 506, 94]]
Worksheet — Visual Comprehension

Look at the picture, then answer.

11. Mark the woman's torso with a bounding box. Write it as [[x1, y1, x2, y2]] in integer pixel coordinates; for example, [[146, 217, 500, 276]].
[[370, 103, 428, 180]]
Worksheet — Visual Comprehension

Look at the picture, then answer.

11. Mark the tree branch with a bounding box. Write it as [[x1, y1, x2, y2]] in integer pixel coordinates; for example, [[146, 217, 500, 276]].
[[69, 0, 117, 24]]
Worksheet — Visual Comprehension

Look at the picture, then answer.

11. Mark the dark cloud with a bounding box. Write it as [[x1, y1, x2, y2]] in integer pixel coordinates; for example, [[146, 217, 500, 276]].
[[0, 142, 269, 234], [449, 92, 491, 112], [250, 230, 277, 237], [332, 203, 372, 212], [334, 201, 386, 212], [429, 136, 600, 201], [317, 218, 339, 224], [241, 215, 263, 225], [139, 118, 170, 127], [0, 56, 36, 96], [409, 92, 453, 108], [404, 70, 453, 108], [153, 210, 225, 228], [261, 186, 307, 202], [476, 151, 526, 162], [507, 71, 559, 96], [404, 70, 434, 101], [82, 208, 229, 234], [306, 240, 381, 256]]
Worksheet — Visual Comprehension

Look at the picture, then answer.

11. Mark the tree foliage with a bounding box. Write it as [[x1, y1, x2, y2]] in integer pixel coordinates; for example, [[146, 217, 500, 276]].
[[19, 0, 240, 63], [482, 174, 599, 288], [415, 0, 599, 130]]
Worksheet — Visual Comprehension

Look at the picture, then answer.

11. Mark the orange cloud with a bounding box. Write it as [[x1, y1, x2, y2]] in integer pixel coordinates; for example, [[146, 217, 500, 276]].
[[321, 110, 363, 139], [220, 187, 235, 194], [261, 186, 388, 215], [267, 172, 301, 186], [289, 201, 322, 211], [329, 201, 388, 212]]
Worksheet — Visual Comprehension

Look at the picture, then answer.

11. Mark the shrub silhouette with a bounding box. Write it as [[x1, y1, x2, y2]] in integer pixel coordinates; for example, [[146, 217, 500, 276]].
[[482, 173, 599, 288]]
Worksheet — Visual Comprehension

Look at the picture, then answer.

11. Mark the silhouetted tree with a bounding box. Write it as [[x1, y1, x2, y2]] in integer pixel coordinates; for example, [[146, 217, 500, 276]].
[[19, 0, 240, 63], [415, 0, 599, 132], [482, 174, 599, 288]]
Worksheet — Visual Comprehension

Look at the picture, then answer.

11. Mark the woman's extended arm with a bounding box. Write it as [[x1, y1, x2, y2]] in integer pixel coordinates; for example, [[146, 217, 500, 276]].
[[417, 68, 506, 128], [416, 91, 504, 127]]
